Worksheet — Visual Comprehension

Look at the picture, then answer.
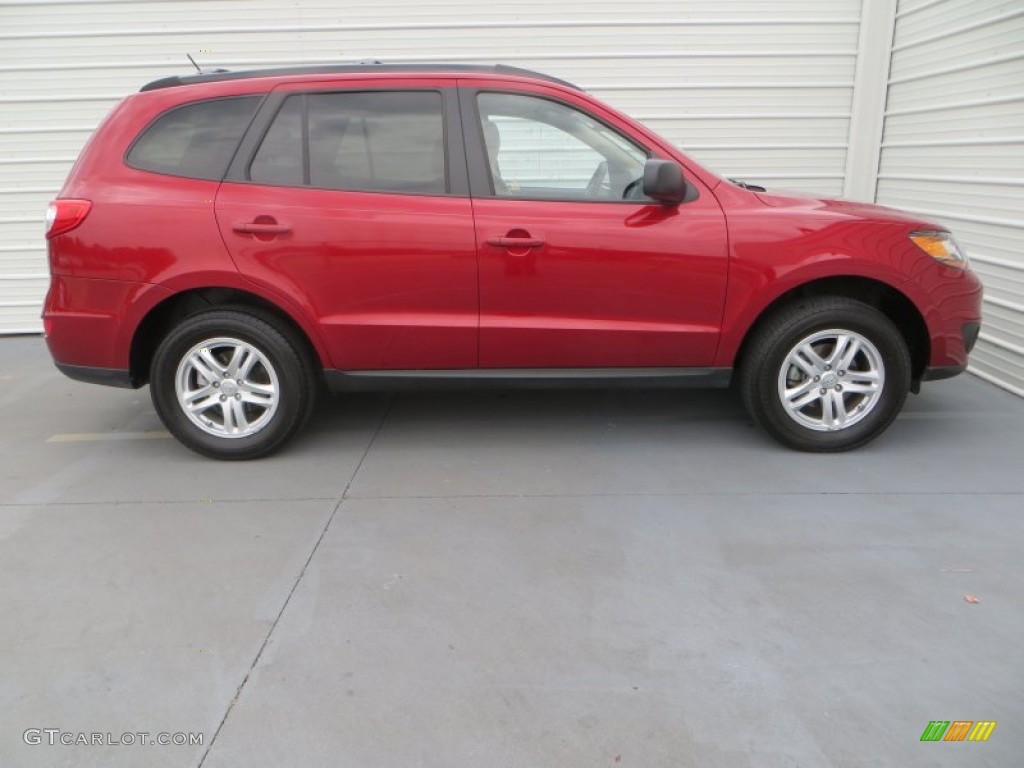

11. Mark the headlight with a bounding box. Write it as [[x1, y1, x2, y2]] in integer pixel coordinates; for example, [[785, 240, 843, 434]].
[[909, 230, 968, 269]]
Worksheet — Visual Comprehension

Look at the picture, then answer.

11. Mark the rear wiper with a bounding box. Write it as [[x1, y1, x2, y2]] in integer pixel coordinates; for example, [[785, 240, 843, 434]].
[[728, 178, 766, 192]]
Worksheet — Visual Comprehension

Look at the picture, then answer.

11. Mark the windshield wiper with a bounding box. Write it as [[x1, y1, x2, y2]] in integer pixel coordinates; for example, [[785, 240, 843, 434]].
[[728, 178, 766, 192]]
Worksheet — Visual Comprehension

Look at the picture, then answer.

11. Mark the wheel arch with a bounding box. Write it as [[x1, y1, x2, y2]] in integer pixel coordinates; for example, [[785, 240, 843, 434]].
[[128, 286, 326, 386], [731, 276, 930, 386]]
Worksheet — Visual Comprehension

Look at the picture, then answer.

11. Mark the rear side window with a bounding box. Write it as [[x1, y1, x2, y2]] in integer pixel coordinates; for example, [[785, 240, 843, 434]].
[[126, 96, 260, 181], [249, 91, 447, 195]]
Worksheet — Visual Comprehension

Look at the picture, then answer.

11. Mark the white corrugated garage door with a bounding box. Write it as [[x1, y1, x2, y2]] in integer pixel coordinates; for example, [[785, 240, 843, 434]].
[[876, 0, 1024, 395], [0, 0, 863, 334]]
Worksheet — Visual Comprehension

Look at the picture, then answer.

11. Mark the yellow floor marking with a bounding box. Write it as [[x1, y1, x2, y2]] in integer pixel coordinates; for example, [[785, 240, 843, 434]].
[[47, 430, 172, 443]]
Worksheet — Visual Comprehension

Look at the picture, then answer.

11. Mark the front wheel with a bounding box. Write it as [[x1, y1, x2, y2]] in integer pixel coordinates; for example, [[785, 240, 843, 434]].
[[739, 297, 911, 452], [150, 309, 316, 460]]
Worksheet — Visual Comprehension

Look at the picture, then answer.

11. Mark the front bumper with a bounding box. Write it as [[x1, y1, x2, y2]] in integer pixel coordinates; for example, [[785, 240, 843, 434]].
[[921, 363, 966, 382], [918, 322, 980, 385]]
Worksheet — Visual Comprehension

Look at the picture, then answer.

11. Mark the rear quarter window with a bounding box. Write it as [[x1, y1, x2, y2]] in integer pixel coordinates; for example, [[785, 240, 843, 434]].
[[126, 96, 261, 181]]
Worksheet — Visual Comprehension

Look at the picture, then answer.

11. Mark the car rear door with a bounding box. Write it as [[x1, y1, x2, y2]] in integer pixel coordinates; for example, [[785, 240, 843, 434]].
[[216, 78, 478, 371]]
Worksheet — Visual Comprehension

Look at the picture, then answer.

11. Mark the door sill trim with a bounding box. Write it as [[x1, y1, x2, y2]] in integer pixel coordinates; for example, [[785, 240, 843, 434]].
[[324, 367, 732, 392]]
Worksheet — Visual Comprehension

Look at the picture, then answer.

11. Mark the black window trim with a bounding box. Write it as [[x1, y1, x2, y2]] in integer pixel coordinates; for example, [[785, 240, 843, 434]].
[[299, 93, 311, 186], [225, 86, 469, 198], [123, 94, 267, 182], [458, 87, 699, 205]]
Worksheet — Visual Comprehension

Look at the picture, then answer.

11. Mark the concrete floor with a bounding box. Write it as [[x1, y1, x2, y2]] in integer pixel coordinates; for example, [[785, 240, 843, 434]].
[[1, 334, 1022, 768]]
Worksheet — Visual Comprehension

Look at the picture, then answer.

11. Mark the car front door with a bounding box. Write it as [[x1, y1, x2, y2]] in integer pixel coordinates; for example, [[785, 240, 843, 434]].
[[460, 84, 729, 369], [216, 80, 478, 370]]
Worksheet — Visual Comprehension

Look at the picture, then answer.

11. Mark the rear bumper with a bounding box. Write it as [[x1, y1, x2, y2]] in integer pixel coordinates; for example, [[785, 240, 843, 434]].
[[44, 275, 138, 371], [55, 363, 135, 388], [44, 274, 170, 382]]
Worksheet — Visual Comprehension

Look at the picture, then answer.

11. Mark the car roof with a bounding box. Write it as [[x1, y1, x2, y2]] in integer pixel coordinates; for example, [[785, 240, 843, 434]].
[[140, 63, 580, 92]]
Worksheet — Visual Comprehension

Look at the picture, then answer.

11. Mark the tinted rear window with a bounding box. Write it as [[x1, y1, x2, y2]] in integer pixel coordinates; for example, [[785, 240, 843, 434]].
[[126, 96, 260, 180], [249, 90, 446, 194]]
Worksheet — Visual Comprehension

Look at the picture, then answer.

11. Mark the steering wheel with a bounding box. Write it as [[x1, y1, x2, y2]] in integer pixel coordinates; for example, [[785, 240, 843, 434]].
[[622, 177, 644, 200], [585, 161, 609, 198]]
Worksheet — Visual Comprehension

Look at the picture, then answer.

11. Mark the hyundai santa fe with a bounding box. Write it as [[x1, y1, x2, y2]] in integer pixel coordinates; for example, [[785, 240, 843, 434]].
[[43, 64, 983, 459]]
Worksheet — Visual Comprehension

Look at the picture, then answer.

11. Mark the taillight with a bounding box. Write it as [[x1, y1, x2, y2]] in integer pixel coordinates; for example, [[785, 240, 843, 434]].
[[45, 199, 91, 239]]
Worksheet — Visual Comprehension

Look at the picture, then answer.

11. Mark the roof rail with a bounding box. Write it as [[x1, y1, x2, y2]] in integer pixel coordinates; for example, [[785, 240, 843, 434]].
[[140, 63, 580, 92]]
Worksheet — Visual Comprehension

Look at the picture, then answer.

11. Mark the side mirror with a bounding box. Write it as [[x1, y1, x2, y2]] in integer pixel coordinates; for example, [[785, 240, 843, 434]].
[[642, 159, 687, 205]]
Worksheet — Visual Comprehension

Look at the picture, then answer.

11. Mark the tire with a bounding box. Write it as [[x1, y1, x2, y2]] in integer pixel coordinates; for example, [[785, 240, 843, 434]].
[[150, 308, 317, 460], [738, 296, 911, 452]]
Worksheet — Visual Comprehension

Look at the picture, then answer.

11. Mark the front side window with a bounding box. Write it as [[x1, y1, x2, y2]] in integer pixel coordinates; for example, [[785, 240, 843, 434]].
[[249, 90, 447, 195], [477, 92, 648, 201], [126, 96, 260, 181]]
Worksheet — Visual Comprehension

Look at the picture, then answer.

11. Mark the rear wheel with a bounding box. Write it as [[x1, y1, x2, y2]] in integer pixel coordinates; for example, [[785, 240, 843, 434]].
[[150, 309, 316, 459], [739, 297, 911, 451]]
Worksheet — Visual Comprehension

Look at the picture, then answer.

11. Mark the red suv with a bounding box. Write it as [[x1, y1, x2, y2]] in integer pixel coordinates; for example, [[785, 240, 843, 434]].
[[44, 64, 982, 459]]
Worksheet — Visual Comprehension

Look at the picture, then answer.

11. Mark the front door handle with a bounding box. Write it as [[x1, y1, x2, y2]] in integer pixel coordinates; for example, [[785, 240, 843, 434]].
[[486, 236, 545, 248]]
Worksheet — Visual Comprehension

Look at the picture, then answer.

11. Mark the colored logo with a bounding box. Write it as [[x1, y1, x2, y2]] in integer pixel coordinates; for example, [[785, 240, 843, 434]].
[[921, 721, 996, 742]]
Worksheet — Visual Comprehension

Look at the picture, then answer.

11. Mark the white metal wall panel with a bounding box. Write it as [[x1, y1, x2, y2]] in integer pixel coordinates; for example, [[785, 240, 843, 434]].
[[877, 0, 1024, 395], [0, 0, 863, 334]]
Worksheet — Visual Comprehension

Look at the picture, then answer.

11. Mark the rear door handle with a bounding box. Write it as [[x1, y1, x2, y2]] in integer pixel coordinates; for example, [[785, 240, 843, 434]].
[[486, 236, 545, 248], [233, 220, 291, 235]]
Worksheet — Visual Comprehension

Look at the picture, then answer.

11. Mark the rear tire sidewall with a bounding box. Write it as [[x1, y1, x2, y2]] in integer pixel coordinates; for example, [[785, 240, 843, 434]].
[[744, 300, 911, 451], [151, 311, 309, 460]]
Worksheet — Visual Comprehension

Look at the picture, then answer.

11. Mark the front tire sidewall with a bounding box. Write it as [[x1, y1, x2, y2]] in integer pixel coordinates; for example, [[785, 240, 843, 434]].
[[151, 312, 308, 460], [747, 302, 910, 451]]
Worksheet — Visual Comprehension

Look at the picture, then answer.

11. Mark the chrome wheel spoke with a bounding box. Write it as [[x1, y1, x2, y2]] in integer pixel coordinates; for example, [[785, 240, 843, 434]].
[[829, 391, 848, 427], [189, 351, 221, 384], [789, 390, 822, 411], [238, 351, 259, 379], [821, 389, 835, 425], [230, 400, 250, 433], [225, 346, 244, 377], [226, 346, 258, 379], [240, 389, 274, 407], [220, 400, 236, 433], [784, 379, 820, 411], [184, 388, 219, 413], [845, 369, 880, 383], [842, 381, 878, 394], [843, 369, 880, 395], [833, 334, 861, 370], [239, 379, 274, 395], [793, 344, 824, 376]]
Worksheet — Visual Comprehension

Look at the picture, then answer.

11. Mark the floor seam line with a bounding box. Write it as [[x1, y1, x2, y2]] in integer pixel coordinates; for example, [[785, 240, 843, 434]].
[[194, 496, 343, 768], [3, 490, 1023, 509], [0, 497, 339, 508], [339, 393, 397, 500], [194, 395, 396, 768], [336, 490, 1024, 500]]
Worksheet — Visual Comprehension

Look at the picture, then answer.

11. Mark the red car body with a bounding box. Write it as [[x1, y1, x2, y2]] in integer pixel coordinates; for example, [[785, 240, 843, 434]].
[[43, 65, 982, 454]]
